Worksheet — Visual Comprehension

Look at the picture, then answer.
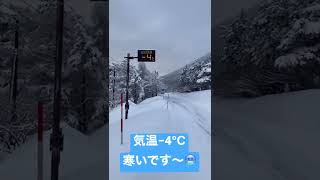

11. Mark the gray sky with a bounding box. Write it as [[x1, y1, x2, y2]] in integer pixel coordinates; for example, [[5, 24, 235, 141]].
[[110, 0, 211, 76], [67, 0, 261, 75]]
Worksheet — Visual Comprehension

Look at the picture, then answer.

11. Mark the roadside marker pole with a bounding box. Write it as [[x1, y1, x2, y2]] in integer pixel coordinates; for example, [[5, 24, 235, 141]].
[[167, 94, 169, 110], [121, 93, 124, 144], [37, 102, 43, 180]]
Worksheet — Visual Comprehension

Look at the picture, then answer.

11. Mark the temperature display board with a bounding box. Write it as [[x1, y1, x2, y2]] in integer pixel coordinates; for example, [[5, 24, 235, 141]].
[[138, 50, 156, 62]]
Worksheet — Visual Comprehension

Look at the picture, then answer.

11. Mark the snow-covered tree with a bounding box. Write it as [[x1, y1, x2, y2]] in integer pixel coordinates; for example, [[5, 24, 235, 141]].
[[219, 0, 320, 96], [109, 61, 158, 109], [0, 0, 107, 152], [178, 53, 211, 92]]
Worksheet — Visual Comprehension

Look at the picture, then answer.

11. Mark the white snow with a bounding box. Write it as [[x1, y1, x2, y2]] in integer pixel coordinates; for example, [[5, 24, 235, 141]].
[[275, 43, 320, 68], [0, 5, 16, 16], [0, 122, 108, 179], [303, 21, 320, 35], [197, 66, 211, 78], [197, 76, 210, 83], [275, 53, 302, 67], [302, 4, 320, 13], [0, 90, 211, 180], [2, 87, 320, 179], [214, 89, 320, 179], [109, 90, 211, 180]]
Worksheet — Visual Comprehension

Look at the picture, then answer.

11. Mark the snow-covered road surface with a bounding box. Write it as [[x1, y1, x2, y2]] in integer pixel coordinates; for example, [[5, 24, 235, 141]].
[[109, 90, 211, 180]]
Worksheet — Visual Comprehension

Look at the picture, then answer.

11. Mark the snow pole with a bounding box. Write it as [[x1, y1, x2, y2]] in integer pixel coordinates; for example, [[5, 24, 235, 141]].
[[37, 101, 44, 180], [121, 93, 124, 145], [167, 94, 169, 110]]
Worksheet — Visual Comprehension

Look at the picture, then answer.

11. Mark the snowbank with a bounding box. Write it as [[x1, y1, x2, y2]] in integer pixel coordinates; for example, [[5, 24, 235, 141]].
[[214, 89, 320, 180]]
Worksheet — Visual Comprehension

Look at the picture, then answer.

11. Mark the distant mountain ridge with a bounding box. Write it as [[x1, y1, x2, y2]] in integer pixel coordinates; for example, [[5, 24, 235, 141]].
[[161, 53, 211, 92]]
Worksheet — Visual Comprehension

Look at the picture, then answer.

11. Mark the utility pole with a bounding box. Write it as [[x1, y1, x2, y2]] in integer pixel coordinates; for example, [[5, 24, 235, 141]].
[[50, 0, 64, 179], [9, 19, 19, 123], [125, 53, 131, 119]]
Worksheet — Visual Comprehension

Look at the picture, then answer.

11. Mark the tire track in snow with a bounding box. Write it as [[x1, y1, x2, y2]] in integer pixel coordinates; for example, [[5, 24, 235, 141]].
[[166, 95, 211, 136]]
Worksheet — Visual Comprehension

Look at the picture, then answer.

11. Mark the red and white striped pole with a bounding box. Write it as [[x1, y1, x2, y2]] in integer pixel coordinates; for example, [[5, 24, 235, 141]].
[[121, 93, 124, 144], [37, 101, 44, 180]]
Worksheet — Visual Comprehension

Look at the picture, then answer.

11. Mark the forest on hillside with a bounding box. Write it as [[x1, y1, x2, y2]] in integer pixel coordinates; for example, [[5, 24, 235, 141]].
[[214, 0, 320, 97], [109, 61, 160, 109], [0, 0, 107, 153], [161, 53, 211, 93]]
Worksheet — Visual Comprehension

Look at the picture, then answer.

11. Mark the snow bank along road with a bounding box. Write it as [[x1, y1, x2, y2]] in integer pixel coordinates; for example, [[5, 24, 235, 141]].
[[0, 90, 211, 180], [214, 89, 320, 180]]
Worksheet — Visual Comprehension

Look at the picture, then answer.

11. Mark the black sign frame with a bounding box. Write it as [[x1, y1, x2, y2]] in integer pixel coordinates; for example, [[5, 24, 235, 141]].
[[137, 50, 156, 62]]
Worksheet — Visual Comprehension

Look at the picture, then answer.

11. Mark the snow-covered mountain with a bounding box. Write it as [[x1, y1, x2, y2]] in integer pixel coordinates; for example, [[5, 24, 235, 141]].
[[161, 53, 211, 92]]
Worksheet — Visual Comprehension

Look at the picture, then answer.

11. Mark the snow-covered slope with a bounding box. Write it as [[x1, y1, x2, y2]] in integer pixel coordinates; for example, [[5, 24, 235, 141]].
[[214, 89, 320, 180], [161, 53, 211, 91], [0, 122, 107, 179]]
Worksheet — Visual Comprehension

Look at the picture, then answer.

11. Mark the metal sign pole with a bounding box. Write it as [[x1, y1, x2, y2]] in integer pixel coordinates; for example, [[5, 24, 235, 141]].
[[125, 53, 131, 119], [120, 93, 123, 144], [51, 0, 64, 179], [123, 50, 155, 119]]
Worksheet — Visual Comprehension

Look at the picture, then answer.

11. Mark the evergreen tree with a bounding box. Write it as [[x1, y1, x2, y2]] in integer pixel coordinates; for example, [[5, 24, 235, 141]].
[[219, 0, 320, 96]]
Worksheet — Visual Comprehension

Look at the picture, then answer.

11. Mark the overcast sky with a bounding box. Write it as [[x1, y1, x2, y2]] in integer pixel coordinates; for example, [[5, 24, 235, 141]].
[[110, 0, 211, 75], [68, 0, 261, 75]]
